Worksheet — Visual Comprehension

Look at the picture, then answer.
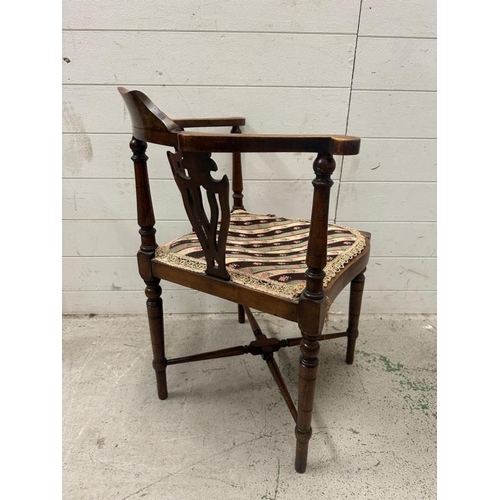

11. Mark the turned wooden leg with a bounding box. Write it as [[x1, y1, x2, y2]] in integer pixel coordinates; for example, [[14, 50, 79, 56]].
[[237, 304, 245, 324], [295, 332, 320, 473], [294, 152, 336, 473], [145, 279, 168, 400], [346, 270, 366, 365]]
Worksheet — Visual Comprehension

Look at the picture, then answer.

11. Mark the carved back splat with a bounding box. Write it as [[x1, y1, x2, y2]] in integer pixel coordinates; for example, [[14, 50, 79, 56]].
[[167, 150, 231, 280]]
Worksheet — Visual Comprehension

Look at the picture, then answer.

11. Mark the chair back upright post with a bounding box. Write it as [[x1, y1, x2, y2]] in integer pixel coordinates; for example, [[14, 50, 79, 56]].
[[129, 138, 157, 281], [118, 87, 180, 281], [119, 87, 174, 400], [230, 125, 244, 211]]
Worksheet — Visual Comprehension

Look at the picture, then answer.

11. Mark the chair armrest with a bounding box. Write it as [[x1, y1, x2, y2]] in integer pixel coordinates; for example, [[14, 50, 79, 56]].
[[178, 132, 360, 155], [173, 117, 246, 128]]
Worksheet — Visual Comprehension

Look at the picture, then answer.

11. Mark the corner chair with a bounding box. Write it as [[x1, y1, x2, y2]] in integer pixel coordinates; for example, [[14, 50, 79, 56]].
[[118, 87, 370, 473]]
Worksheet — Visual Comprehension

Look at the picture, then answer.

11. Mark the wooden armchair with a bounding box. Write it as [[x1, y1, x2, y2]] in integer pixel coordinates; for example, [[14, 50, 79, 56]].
[[118, 87, 371, 473]]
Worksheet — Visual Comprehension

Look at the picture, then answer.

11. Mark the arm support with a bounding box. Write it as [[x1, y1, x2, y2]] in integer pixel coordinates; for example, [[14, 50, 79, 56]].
[[173, 117, 246, 128], [178, 132, 360, 155]]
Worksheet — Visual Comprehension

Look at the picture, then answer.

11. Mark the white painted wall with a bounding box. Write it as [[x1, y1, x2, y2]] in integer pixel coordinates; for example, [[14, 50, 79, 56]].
[[62, 0, 436, 314]]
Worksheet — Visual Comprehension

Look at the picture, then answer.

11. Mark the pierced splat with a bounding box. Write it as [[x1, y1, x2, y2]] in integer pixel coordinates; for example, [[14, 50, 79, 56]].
[[167, 150, 231, 280]]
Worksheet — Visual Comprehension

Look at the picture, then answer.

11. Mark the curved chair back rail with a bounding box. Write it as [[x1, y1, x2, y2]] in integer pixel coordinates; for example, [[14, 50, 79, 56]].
[[118, 87, 182, 146], [118, 87, 360, 155]]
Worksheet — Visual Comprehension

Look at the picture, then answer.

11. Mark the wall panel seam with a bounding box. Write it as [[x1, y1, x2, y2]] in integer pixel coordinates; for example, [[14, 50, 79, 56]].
[[334, 0, 364, 223], [62, 83, 352, 89], [353, 89, 436, 93], [62, 31, 436, 41], [62, 29, 358, 35], [358, 35, 436, 40]]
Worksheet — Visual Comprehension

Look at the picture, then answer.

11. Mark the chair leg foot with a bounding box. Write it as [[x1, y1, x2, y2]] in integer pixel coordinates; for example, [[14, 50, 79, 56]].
[[145, 279, 168, 399], [237, 304, 245, 324], [295, 428, 312, 473], [154, 369, 168, 400], [346, 270, 366, 365]]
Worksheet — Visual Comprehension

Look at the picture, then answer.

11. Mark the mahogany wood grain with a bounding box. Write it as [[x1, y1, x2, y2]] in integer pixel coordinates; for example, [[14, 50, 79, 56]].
[[178, 132, 361, 155], [151, 259, 299, 322], [167, 150, 231, 279], [119, 87, 360, 155], [230, 125, 245, 211], [267, 356, 298, 423], [119, 87, 181, 147], [243, 307, 298, 422], [173, 117, 245, 128], [145, 279, 168, 400], [295, 152, 336, 473], [167, 345, 248, 365], [346, 270, 366, 364], [285, 331, 348, 347], [129, 137, 167, 399], [237, 304, 246, 324]]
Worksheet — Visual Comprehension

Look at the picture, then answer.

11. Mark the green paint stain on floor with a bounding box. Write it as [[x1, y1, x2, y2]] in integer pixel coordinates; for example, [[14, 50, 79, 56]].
[[355, 350, 436, 418], [399, 377, 435, 392], [403, 393, 436, 418], [356, 349, 375, 358], [379, 355, 405, 372]]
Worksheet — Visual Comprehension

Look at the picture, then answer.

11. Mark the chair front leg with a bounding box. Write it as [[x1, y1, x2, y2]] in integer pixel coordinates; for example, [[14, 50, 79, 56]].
[[346, 269, 366, 365], [295, 322, 322, 473], [294, 151, 336, 472], [145, 278, 168, 400]]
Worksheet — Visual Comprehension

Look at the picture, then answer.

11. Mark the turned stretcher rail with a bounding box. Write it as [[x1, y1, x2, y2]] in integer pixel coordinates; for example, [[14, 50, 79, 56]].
[[165, 332, 349, 365]]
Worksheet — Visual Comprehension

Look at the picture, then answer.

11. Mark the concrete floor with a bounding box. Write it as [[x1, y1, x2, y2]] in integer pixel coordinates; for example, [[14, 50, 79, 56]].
[[63, 313, 436, 499]]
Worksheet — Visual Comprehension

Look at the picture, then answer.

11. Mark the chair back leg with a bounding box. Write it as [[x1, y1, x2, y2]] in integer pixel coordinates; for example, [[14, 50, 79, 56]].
[[146, 279, 168, 399], [237, 304, 245, 324]]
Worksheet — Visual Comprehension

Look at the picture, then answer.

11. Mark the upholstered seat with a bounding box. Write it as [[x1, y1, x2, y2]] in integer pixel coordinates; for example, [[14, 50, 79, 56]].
[[155, 210, 366, 300]]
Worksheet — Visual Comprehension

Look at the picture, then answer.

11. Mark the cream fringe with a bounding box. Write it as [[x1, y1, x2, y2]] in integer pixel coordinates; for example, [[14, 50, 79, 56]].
[[155, 227, 366, 300]]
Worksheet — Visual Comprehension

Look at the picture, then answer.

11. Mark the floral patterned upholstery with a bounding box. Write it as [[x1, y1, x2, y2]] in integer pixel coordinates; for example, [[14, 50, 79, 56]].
[[155, 210, 366, 300]]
